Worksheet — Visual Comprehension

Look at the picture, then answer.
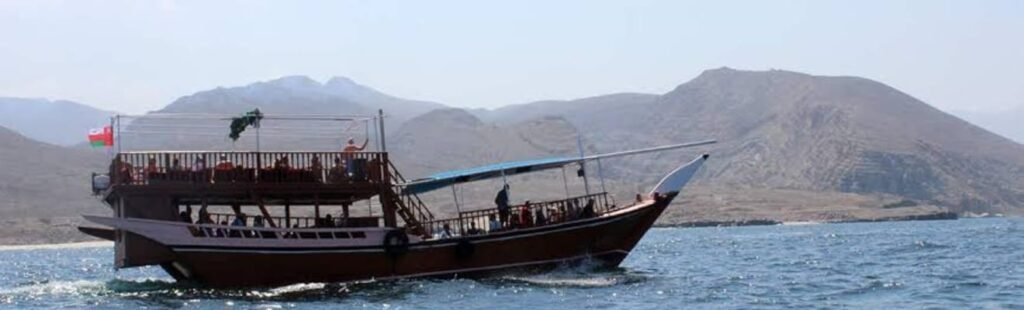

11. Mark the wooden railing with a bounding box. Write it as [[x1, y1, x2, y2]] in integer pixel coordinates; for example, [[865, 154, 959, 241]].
[[206, 212, 381, 229], [387, 161, 434, 223], [109, 151, 386, 186], [184, 222, 373, 240], [420, 192, 612, 239]]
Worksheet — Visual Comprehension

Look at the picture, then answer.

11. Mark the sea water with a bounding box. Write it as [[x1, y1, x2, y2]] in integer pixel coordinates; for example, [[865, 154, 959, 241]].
[[0, 218, 1021, 309]]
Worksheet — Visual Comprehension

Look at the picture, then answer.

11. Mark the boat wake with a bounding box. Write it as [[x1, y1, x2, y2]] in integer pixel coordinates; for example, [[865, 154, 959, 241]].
[[493, 260, 648, 288], [0, 261, 645, 305]]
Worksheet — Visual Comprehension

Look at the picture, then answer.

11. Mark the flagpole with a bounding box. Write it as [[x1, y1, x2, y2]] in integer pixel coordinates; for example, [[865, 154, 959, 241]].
[[108, 116, 116, 160], [116, 114, 122, 154]]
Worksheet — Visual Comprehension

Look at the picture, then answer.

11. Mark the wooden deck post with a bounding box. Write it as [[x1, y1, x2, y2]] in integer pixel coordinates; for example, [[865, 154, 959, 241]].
[[284, 202, 291, 228], [380, 153, 397, 228]]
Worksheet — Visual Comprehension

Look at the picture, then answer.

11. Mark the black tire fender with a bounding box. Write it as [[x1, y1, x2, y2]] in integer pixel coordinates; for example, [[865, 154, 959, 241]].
[[383, 230, 409, 256], [454, 239, 475, 260]]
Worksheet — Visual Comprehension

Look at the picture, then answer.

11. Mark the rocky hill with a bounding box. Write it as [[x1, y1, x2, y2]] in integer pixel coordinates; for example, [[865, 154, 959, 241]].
[[0, 97, 115, 146], [484, 68, 1024, 214], [0, 126, 108, 244]]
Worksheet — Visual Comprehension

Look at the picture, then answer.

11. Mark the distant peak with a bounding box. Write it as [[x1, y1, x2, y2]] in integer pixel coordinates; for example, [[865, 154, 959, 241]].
[[265, 75, 322, 89], [325, 76, 358, 87], [411, 108, 483, 126], [694, 67, 811, 80]]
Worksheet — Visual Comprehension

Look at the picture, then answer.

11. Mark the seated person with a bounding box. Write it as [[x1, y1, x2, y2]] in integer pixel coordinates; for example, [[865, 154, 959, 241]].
[[230, 208, 247, 238], [169, 157, 183, 171], [216, 221, 228, 237], [145, 156, 159, 176], [518, 202, 533, 228], [581, 199, 596, 218], [215, 155, 233, 170], [467, 222, 482, 235], [322, 214, 335, 228], [328, 157, 348, 183], [488, 214, 501, 232], [117, 161, 134, 184], [310, 155, 324, 182], [192, 157, 207, 172], [534, 207, 547, 226], [440, 223, 453, 239], [178, 205, 193, 223]]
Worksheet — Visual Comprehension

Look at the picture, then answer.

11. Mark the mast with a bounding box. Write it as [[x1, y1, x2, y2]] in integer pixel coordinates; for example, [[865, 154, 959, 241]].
[[577, 133, 590, 195], [378, 109, 387, 152]]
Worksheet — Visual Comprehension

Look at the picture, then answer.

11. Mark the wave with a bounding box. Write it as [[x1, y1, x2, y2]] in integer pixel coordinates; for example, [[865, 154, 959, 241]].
[[0, 241, 112, 251]]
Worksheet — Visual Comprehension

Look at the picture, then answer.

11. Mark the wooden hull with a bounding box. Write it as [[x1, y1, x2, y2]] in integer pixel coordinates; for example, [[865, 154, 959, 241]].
[[164, 196, 673, 288]]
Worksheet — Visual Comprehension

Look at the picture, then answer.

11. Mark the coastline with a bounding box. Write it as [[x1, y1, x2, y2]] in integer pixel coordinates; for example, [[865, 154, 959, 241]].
[[655, 211, 961, 228]]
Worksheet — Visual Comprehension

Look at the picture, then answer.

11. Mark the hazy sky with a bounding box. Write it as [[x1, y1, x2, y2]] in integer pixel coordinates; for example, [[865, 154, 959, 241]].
[[1, 0, 1021, 114]]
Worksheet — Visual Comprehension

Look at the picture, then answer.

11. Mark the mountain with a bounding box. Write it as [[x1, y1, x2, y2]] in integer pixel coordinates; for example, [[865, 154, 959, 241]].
[[480, 68, 1024, 214], [161, 75, 444, 124], [122, 76, 446, 151], [0, 125, 108, 244], [390, 108, 579, 176], [0, 97, 115, 146], [950, 106, 1024, 144], [473, 93, 659, 130]]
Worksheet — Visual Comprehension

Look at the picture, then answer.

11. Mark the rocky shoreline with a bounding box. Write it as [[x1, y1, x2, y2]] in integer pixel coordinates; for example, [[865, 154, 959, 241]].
[[656, 211, 960, 228]]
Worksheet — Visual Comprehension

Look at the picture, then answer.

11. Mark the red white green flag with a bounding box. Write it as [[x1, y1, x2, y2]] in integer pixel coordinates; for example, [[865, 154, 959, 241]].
[[87, 126, 114, 147]]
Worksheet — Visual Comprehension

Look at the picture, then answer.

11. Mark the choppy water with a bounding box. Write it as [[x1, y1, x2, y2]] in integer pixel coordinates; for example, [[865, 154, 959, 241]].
[[0, 218, 1021, 309]]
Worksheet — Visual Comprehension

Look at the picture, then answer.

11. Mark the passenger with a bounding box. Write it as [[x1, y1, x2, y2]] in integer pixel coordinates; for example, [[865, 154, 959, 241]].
[[274, 156, 291, 170], [310, 155, 324, 182], [216, 221, 227, 237], [229, 213, 246, 238], [581, 199, 596, 218], [488, 214, 501, 232], [441, 223, 453, 239], [117, 160, 134, 184], [494, 184, 510, 227], [569, 199, 580, 220], [178, 205, 193, 223], [548, 207, 561, 224], [342, 137, 369, 152], [253, 215, 265, 227], [170, 157, 182, 171], [145, 156, 159, 175], [534, 206, 547, 226], [197, 206, 213, 224], [519, 201, 533, 228], [230, 204, 247, 226], [193, 157, 206, 172], [329, 157, 348, 183], [215, 155, 234, 170], [467, 222, 482, 235], [323, 214, 335, 228]]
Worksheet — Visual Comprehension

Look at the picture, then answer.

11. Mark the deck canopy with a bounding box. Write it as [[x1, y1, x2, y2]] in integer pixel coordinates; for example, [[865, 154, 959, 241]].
[[401, 139, 716, 195]]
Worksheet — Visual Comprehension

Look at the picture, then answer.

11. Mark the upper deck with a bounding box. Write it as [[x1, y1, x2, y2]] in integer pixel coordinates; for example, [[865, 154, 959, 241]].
[[104, 151, 391, 204]]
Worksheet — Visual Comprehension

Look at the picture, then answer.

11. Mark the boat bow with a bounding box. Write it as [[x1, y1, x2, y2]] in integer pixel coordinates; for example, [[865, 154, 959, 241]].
[[649, 154, 709, 198]]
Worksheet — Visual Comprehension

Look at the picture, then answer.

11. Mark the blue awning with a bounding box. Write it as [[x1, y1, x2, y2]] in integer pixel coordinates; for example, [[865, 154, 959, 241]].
[[399, 139, 717, 195], [402, 156, 578, 194]]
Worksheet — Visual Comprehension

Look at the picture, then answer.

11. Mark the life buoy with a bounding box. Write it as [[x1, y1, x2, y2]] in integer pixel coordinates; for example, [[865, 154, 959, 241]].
[[383, 230, 409, 256], [454, 239, 475, 260]]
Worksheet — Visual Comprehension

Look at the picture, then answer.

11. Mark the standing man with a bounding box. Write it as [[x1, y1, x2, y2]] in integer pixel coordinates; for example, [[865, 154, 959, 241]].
[[342, 136, 370, 181], [495, 184, 510, 227], [343, 137, 369, 152]]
